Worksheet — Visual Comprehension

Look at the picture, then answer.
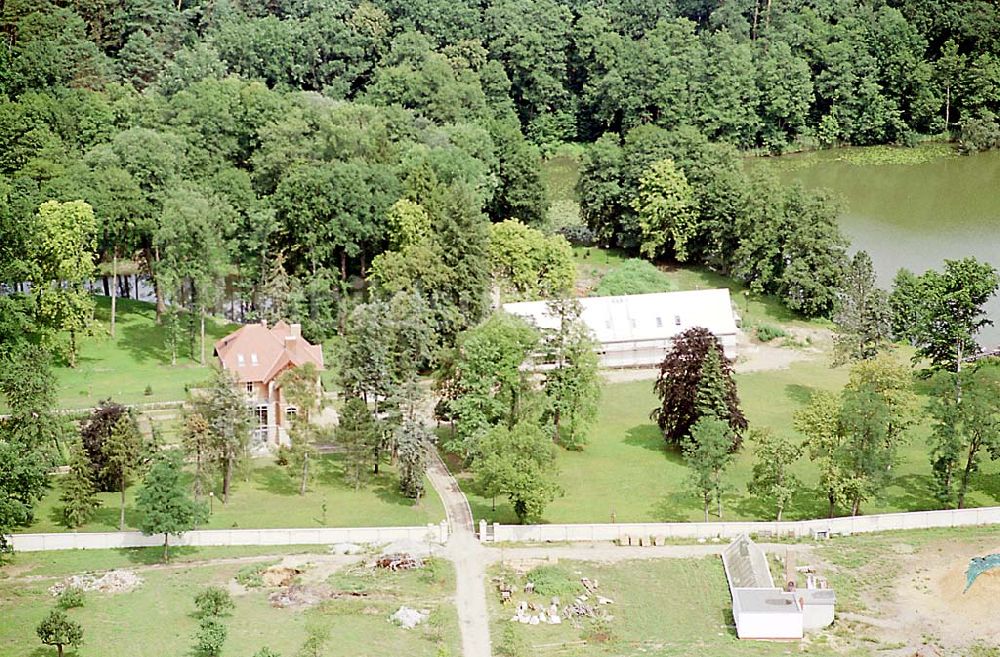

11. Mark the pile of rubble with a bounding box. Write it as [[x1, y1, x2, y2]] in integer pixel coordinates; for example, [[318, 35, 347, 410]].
[[268, 584, 369, 609], [390, 606, 429, 629], [376, 553, 423, 571], [501, 574, 614, 625], [49, 570, 143, 596]]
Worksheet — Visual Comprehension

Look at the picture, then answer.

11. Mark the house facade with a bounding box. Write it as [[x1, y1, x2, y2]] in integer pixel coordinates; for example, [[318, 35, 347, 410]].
[[214, 320, 324, 450], [503, 288, 740, 368]]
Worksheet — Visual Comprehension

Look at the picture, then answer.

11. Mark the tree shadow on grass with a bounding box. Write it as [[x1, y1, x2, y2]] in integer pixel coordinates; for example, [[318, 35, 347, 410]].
[[649, 492, 693, 522], [971, 471, 1000, 504], [116, 544, 199, 566], [254, 465, 298, 496], [371, 473, 417, 508], [47, 503, 144, 532], [784, 383, 815, 406], [883, 473, 939, 512], [623, 425, 682, 463], [116, 315, 169, 365]]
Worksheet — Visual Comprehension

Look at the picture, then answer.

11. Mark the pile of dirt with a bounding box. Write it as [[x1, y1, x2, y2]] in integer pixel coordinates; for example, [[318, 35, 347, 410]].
[[261, 566, 302, 587], [891, 542, 1000, 649], [267, 584, 369, 609], [49, 570, 143, 596]]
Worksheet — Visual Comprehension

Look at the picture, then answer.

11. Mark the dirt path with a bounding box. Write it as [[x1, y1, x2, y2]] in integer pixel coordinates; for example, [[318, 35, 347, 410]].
[[426, 449, 493, 657]]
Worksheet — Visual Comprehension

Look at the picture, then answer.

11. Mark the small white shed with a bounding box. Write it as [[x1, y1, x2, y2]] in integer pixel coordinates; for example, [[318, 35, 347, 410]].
[[503, 289, 739, 368]]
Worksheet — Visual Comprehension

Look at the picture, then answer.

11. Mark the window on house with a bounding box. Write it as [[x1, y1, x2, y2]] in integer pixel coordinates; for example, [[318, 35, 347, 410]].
[[286, 406, 297, 420], [237, 354, 245, 366], [255, 404, 268, 426], [245, 382, 254, 395], [674, 315, 681, 326], [250, 353, 258, 365], [655, 317, 663, 328]]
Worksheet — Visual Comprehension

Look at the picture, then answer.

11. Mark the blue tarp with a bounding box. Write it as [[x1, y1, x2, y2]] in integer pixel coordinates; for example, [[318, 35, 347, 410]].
[[964, 554, 1000, 593]]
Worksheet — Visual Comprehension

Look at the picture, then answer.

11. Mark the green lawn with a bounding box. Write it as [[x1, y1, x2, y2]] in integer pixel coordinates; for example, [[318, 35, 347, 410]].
[[23, 455, 445, 533], [451, 357, 1000, 525], [46, 296, 237, 410], [0, 548, 460, 657]]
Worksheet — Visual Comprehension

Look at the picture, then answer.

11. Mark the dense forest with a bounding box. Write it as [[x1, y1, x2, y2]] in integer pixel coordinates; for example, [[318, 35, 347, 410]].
[[4, 0, 1000, 359]]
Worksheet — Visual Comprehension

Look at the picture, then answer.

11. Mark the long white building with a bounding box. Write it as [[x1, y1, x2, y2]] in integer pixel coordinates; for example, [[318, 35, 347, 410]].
[[503, 288, 740, 368]]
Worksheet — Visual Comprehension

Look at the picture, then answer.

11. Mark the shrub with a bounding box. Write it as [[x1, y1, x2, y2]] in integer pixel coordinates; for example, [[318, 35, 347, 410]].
[[593, 259, 673, 296], [253, 649, 281, 657], [525, 565, 580, 598], [235, 562, 271, 588], [194, 616, 227, 657], [755, 324, 787, 343], [558, 224, 595, 246], [144, 384, 153, 396], [57, 587, 85, 609], [494, 624, 527, 657], [582, 615, 616, 644], [195, 586, 234, 617]]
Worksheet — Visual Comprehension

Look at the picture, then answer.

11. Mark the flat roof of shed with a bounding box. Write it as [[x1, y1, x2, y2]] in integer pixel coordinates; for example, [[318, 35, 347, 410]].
[[503, 289, 738, 344]]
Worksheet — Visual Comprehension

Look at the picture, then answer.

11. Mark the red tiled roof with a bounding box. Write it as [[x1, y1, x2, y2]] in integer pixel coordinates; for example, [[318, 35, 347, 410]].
[[214, 321, 324, 384]]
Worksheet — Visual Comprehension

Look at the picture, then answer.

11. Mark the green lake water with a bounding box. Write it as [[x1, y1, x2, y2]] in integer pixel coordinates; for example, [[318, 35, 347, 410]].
[[762, 148, 1000, 347]]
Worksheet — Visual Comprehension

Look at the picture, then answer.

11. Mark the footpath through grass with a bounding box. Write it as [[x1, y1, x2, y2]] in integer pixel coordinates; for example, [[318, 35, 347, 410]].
[[23, 454, 445, 533], [0, 548, 460, 657]]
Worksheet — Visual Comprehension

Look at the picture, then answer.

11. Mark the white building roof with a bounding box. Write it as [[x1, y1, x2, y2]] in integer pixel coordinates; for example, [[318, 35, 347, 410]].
[[503, 289, 738, 344]]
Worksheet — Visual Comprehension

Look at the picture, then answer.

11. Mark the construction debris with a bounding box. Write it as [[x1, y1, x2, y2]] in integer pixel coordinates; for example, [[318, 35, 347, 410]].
[[390, 606, 429, 629], [49, 570, 143, 596], [331, 542, 366, 555], [376, 553, 423, 571], [267, 584, 368, 609]]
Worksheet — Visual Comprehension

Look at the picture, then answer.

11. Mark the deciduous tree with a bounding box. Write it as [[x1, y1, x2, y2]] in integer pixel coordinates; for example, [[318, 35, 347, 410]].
[[747, 428, 802, 521], [36, 609, 83, 657], [652, 327, 746, 450], [473, 420, 561, 523], [136, 451, 206, 562], [682, 415, 734, 521], [540, 298, 601, 450]]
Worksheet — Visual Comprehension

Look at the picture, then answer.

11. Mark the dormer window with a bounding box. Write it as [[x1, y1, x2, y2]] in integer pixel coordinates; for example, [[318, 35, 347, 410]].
[[237, 354, 245, 366], [656, 317, 663, 328], [674, 315, 681, 326], [250, 353, 259, 365]]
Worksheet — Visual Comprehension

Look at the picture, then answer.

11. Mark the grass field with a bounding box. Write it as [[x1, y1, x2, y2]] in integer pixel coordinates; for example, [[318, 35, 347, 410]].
[[449, 355, 1000, 524], [0, 548, 460, 657], [23, 455, 445, 533], [488, 557, 858, 657], [43, 296, 237, 410]]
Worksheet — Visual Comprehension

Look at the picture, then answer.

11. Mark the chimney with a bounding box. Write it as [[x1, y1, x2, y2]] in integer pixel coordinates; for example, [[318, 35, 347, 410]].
[[259, 319, 267, 328], [285, 324, 300, 349]]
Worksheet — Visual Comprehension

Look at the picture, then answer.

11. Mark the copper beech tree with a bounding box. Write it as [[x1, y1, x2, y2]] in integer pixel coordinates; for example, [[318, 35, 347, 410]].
[[651, 327, 746, 450]]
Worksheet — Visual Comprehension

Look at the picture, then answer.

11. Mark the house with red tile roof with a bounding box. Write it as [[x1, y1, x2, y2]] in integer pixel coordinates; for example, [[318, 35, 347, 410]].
[[214, 320, 324, 448]]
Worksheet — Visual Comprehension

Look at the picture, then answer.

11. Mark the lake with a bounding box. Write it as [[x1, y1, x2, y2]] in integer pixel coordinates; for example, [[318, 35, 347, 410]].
[[761, 147, 1000, 348]]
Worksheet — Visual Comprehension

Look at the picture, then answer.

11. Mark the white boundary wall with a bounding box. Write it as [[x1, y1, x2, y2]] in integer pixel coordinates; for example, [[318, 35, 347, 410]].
[[12, 522, 449, 552], [489, 506, 1000, 543]]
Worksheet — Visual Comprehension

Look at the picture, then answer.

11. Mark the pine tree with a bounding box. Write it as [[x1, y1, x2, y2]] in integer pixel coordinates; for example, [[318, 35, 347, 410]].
[[336, 398, 377, 491], [60, 441, 101, 528], [102, 413, 146, 531], [136, 451, 206, 562], [396, 419, 431, 499], [180, 411, 214, 501]]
